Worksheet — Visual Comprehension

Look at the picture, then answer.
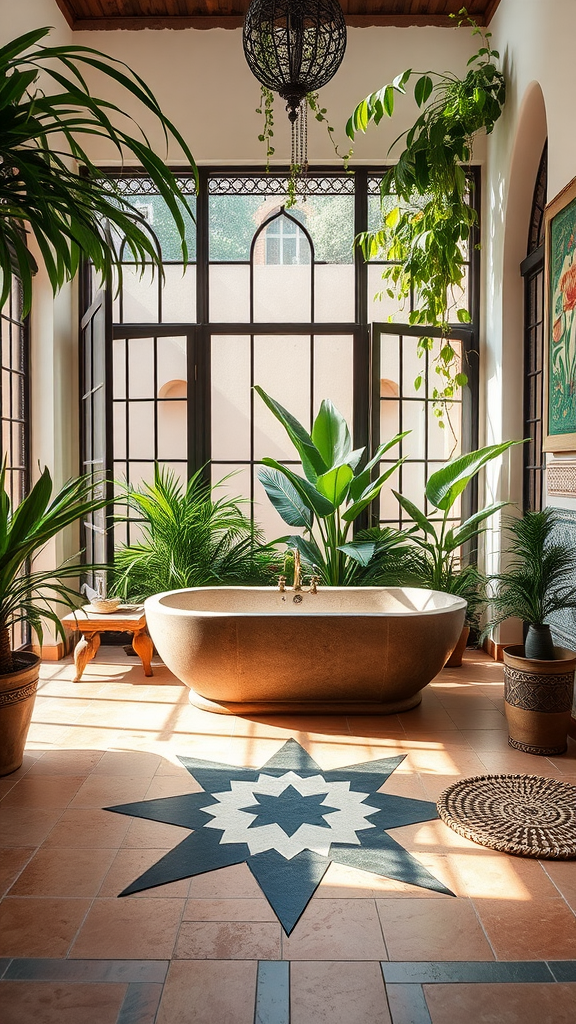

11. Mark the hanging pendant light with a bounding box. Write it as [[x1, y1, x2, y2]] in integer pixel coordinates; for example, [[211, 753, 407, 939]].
[[243, 0, 347, 173]]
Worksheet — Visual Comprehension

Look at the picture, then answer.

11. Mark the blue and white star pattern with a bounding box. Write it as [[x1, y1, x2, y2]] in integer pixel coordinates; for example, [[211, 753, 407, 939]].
[[105, 739, 453, 934]]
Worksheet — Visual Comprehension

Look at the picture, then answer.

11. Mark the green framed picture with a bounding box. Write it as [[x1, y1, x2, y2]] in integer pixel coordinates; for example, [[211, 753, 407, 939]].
[[544, 176, 576, 451]]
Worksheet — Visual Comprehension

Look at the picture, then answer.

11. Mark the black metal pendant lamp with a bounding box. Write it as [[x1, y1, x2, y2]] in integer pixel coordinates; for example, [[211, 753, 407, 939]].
[[243, 0, 347, 169]]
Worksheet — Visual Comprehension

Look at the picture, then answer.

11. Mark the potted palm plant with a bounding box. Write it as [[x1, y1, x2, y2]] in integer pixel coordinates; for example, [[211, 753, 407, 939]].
[[0, 464, 108, 775], [484, 508, 576, 756]]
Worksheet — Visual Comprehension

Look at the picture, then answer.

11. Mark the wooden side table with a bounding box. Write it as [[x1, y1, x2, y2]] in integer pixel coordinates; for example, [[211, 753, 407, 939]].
[[62, 606, 154, 682]]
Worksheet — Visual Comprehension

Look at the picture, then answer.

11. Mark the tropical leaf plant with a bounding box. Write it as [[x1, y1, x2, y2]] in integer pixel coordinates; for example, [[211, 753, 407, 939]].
[[393, 440, 521, 603], [112, 465, 280, 601], [483, 508, 576, 635], [0, 26, 197, 313], [346, 8, 506, 422], [0, 460, 109, 674], [255, 385, 417, 586]]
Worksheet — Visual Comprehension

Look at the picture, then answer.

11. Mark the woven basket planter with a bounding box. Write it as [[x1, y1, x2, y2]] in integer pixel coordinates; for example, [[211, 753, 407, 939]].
[[503, 645, 576, 756]]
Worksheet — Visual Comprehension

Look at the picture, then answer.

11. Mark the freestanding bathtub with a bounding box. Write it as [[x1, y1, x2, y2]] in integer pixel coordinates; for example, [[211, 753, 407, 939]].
[[144, 586, 466, 715]]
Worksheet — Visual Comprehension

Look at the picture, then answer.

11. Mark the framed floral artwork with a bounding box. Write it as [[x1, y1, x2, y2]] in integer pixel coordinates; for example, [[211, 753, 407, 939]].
[[544, 176, 576, 451]]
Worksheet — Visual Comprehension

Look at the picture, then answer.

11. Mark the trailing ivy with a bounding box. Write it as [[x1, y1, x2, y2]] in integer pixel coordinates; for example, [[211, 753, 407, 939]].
[[256, 88, 352, 208], [346, 8, 506, 426]]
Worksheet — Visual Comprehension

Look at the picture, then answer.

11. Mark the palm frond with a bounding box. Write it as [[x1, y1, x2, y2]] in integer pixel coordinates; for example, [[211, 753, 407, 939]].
[[0, 27, 197, 312]]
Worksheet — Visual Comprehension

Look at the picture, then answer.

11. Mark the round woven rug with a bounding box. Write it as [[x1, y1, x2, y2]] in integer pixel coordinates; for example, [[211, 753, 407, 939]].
[[437, 774, 576, 858]]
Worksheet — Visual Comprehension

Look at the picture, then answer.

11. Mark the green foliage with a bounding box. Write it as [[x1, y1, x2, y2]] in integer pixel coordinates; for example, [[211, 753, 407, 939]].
[[0, 27, 197, 313], [256, 85, 275, 168], [255, 386, 416, 586], [347, 8, 506, 421], [484, 509, 576, 632], [394, 441, 519, 614], [112, 466, 279, 601], [0, 459, 108, 671]]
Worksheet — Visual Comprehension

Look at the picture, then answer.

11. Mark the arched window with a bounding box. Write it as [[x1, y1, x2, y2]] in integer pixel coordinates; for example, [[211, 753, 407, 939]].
[[521, 141, 548, 510]]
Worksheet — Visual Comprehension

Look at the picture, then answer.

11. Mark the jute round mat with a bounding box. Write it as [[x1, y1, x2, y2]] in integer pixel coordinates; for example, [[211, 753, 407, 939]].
[[437, 775, 576, 858]]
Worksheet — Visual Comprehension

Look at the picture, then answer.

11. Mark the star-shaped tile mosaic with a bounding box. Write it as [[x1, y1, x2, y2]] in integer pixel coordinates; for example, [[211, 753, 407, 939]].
[[106, 739, 453, 933]]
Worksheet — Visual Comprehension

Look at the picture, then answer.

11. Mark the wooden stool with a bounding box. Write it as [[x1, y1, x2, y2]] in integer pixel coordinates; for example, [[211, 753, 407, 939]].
[[62, 606, 154, 682]]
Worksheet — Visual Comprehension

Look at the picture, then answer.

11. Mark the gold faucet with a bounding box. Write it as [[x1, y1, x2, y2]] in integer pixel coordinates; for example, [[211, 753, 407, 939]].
[[292, 548, 302, 591], [277, 552, 320, 593]]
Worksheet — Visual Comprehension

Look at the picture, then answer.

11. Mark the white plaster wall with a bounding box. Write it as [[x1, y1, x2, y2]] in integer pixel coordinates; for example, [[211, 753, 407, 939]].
[[69, 24, 481, 166]]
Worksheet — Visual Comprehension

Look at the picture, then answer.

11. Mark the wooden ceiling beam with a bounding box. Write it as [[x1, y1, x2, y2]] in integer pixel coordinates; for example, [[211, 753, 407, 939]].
[[62, 13, 493, 30], [53, 0, 77, 27]]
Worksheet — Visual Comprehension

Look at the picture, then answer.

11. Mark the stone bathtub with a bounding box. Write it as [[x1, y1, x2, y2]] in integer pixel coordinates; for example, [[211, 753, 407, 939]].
[[144, 586, 466, 715]]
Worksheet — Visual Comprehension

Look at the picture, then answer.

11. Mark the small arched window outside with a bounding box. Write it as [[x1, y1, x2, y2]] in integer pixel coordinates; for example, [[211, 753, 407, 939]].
[[521, 141, 548, 511], [264, 213, 311, 265]]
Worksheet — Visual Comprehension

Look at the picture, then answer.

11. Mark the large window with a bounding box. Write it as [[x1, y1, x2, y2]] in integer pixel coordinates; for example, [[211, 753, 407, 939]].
[[521, 142, 547, 511], [83, 168, 479, 546], [1, 277, 30, 648]]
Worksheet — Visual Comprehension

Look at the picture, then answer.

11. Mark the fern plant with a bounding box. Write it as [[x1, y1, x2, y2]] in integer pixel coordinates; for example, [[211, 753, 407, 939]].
[[112, 466, 279, 601]]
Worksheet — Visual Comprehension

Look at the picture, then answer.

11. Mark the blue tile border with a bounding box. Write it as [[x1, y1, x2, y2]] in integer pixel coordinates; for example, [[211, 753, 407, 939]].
[[255, 960, 290, 1024], [386, 984, 433, 1024], [2, 959, 170, 984], [382, 961, 557, 984], [117, 982, 164, 1024], [548, 962, 576, 982]]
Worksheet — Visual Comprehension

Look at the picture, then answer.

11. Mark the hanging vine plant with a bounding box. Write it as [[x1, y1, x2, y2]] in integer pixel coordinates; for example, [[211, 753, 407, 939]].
[[256, 86, 352, 207], [346, 8, 506, 426]]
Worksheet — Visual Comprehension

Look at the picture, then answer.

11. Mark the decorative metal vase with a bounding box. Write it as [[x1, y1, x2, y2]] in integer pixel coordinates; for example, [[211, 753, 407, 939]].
[[0, 653, 40, 775], [503, 644, 576, 756]]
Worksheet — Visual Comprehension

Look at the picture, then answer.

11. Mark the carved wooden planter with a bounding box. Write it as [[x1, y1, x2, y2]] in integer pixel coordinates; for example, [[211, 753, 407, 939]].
[[0, 653, 40, 776], [503, 645, 576, 756]]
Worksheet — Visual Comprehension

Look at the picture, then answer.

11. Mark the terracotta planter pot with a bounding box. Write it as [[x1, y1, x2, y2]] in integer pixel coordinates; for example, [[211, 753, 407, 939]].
[[445, 625, 471, 667], [503, 644, 576, 756], [0, 652, 40, 776]]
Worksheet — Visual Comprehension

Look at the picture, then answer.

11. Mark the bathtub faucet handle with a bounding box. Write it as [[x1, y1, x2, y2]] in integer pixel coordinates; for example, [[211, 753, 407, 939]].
[[309, 575, 320, 594], [278, 575, 287, 593]]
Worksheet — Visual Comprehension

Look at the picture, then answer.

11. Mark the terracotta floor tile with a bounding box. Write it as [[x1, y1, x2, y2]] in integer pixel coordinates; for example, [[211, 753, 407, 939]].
[[174, 920, 281, 959], [282, 898, 387, 960], [1, 775, 86, 808], [458, 729, 513, 752], [345, 716, 407, 738], [68, 773, 152, 807], [377, 897, 494, 960], [9, 846, 116, 897], [424, 982, 576, 1024], [156, 960, 257, 1024], [0, 847, 35, 896], [26, 749, 105, 775], [70, 896, 184, 959], [0, 806, 64, 847], [41, 807, 131, 848], [475, 751, 561, 775], [98, 847, 191, 898], [474, 896, 576, 960], [91, 749, 163, 776], [188, 863, 263, 900], [450, 851, 561, 900], [446, 709, 507, 730], [541, 860, 576, 906], [120, 816, 192, 849], [183, 897, 277, 921], [0, 897, 90, 957], [291, 960, 391, 1024], [144, 773, 203, 799], [0, 981, 127, 1024], [316, 862, 380, 898], [1, 752, 42, 780]]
